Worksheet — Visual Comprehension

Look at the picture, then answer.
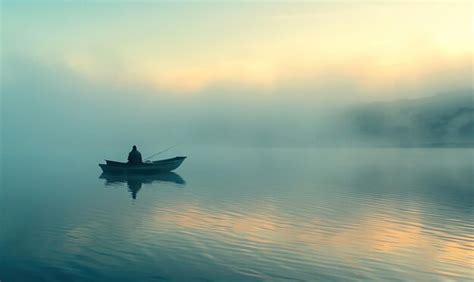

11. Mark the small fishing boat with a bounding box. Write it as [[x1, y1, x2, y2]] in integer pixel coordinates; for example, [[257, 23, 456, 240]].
[[99, 156, 186, 173]]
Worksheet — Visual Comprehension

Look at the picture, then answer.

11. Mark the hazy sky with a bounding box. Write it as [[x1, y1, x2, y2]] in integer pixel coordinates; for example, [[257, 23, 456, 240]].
[[2, 1, 472, 100], [1, 1, 473, 150]]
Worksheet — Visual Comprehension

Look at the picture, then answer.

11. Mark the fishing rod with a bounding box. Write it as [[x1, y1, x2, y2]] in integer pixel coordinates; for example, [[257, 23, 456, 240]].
[[144, 145, 179, 161]]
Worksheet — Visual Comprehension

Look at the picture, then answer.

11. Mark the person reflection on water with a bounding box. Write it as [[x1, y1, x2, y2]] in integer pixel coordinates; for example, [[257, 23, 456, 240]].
[[127, 145, 143, 165]]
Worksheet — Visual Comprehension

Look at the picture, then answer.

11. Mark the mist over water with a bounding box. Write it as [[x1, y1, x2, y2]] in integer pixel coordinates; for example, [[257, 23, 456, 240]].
[[1, 50, 473, 282], [2, 55, 473, 151], [1, 2, 473, 281]]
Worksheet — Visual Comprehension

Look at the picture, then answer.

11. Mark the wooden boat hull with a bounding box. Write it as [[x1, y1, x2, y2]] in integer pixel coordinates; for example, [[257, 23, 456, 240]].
[[99, 156, 186, 173]]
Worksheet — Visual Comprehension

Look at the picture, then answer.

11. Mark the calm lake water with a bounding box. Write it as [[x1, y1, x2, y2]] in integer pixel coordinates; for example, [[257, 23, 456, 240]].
[[1, 148, 473, 281]]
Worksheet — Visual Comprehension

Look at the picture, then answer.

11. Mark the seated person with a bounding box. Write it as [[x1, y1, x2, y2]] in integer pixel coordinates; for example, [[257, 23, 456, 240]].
[[127, 145, 143, 164]]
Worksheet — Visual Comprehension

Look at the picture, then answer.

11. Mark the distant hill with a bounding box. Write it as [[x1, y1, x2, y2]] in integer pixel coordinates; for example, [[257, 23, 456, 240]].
[[345, 89, 474, 147]]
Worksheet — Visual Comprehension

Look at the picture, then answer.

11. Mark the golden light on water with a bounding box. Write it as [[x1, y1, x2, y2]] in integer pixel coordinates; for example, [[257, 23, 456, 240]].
[[151, 203, 473, 277]]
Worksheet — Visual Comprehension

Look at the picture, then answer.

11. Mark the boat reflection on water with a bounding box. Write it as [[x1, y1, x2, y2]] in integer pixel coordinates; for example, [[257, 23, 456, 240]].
[[99, 172, 185, 199]]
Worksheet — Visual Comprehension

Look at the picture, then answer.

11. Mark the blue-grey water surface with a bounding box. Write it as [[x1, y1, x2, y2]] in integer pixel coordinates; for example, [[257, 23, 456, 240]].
[[1, 148, 473, 281]]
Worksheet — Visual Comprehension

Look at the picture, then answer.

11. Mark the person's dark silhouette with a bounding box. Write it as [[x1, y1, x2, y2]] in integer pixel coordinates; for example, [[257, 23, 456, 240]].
[[128, 145, 143, 164]]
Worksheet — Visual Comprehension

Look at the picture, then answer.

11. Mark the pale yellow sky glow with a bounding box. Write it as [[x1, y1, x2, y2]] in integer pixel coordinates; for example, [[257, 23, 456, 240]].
[[2, 1, 473, 96]]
